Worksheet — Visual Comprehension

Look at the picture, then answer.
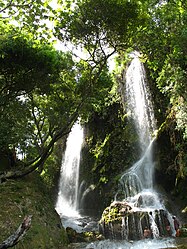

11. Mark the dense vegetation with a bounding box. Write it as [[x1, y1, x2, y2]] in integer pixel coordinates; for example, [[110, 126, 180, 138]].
[[0, 0, 187, 247]]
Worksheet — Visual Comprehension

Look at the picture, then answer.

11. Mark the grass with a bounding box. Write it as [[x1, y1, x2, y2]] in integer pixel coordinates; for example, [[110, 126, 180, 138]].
[[0, 172, 68, 249]]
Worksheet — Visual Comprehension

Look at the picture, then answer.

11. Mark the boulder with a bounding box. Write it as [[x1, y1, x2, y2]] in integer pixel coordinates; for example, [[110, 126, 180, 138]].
[[99, 201, 172, 240]]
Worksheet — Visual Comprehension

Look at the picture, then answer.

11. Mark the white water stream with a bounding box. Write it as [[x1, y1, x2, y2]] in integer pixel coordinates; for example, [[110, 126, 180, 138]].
[[116, 55, 163, 208], [56, 122, 84, 218], [85, 238, 176, 249], [125, 55, 156, 151], [108, 54, 176, 245]]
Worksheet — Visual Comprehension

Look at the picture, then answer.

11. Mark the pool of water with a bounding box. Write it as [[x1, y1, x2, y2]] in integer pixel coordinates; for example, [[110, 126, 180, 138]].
[[67, 238, 181, 249], [85, 238, 176, 249]]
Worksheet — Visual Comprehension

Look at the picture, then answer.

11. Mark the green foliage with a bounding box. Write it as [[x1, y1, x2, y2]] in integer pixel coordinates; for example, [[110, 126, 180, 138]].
[[0, 30, 66, 155], [0, 31, 63, 97], [56, 0, 140, 43], [180, 227, 187, 237], [40, 141, 62, 189], [0, 27, 81, 171], [78, 61, 115, 121], [0, 21, 116, 178], [100, 204, 122, 225], [0, 0, 187, 206], [54, 0, 147, 67], [0, 0, 56, 40], [0, 174, 68, 248], [81, 97, 139, 196]]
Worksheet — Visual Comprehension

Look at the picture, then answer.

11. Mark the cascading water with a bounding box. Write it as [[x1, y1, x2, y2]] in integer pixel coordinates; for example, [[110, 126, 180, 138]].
[[55, 121, 84, 218], [97, 53, 177, 248], [117, 53, 157, 201], [116, 54, 165, 208], [55, 122, 99, 234], [125, 53, 156, 151]]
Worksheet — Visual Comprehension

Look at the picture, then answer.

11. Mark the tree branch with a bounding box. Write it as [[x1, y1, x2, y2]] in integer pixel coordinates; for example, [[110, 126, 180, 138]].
[[0, 215, 32, 249], [0, 0, 14, 14], [0, 102, 82, 183]]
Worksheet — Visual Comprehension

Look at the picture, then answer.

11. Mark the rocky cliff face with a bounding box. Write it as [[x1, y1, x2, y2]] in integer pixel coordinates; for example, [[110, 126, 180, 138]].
[[78, 103, 140, 216]]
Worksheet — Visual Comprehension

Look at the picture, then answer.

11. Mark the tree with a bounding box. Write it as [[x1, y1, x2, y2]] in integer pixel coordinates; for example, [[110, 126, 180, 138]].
[[0, 216, 32, 249], [0, 0, 56, 40], [0, 27, 78, 181], [54, 0, 146, 67], [0, 23, 114, 182], [1, 0, 186, 183]]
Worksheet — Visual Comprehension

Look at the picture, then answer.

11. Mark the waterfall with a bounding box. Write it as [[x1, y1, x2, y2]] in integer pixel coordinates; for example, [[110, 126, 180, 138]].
[[125, 54, 156, 152], [101, 53, 176, 240], [55, 121, 84, 217], [115, 55, 159, 204], [117, 54, 158, 204]]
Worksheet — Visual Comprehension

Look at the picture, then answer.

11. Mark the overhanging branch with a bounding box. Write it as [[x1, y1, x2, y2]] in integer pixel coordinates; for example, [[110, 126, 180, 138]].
[[0, 102, 82, 183]]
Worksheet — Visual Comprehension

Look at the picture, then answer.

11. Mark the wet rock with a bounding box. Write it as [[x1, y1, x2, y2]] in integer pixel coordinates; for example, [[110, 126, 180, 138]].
[[66, 227, 104, 243], [99, 201, 172, 240]]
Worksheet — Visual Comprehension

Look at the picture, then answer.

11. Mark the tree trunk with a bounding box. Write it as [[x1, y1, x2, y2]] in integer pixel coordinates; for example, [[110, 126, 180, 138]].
[[0, 107, 81, 183]]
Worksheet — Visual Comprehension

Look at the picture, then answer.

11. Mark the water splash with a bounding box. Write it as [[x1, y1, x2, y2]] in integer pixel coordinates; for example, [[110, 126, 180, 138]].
[[85, 238, 177, 249]]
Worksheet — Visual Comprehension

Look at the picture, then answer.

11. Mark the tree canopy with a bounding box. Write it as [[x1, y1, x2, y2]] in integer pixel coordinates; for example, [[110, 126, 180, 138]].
[[0, 25, 114, 181], [0, 0, 187, 183]]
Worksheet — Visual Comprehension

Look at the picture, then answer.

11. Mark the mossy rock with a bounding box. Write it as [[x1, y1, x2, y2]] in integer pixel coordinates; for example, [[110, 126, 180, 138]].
[[99, 201, 133, 225]]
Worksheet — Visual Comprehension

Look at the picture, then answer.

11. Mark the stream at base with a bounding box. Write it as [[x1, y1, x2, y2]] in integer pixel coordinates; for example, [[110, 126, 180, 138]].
[[68, 238, 178, 249], [86, 238, 176, 249], [60, 213, 182, 249], [60, 212, 181, 249]]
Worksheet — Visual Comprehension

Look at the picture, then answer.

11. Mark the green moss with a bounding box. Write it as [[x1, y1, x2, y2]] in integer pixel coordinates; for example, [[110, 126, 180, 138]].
[[100, 205, 123, 225], [0, 173, 68, 248]]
